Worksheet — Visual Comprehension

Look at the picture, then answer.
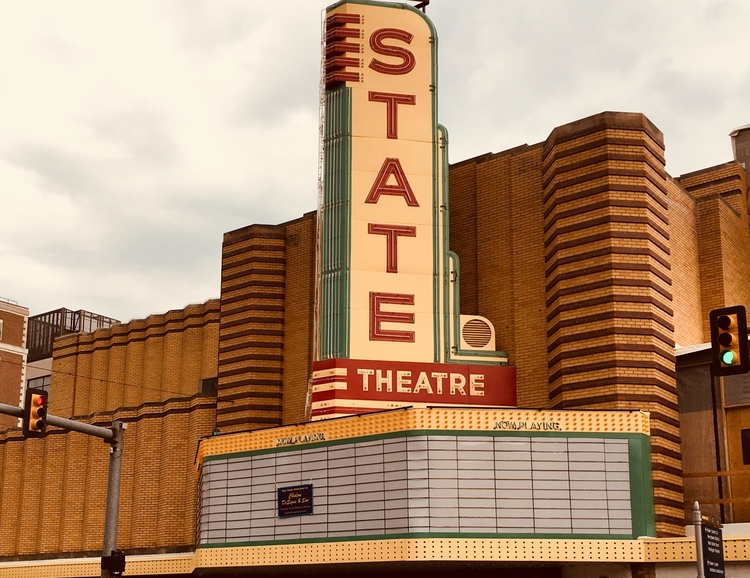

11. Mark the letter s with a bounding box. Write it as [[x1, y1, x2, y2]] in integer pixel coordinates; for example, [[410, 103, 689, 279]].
[[369, 28, 415, 75]]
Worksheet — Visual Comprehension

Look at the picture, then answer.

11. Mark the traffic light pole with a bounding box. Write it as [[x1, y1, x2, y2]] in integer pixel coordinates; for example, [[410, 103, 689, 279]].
[[102, 422, 125, 578], [0, 403, 126, 578]]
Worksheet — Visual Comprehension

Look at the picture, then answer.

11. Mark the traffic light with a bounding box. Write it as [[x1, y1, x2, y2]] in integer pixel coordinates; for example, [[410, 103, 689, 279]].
[[22, 388, 48, 438], [710, 305, 750, 376]]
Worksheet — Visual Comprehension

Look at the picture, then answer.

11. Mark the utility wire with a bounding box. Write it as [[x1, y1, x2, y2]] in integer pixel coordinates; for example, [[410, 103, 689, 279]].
[[3, 357, 201, 398]]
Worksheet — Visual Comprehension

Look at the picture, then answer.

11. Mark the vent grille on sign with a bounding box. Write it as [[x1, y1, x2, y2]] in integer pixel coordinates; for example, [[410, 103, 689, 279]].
[[462, 319, 492, 348]]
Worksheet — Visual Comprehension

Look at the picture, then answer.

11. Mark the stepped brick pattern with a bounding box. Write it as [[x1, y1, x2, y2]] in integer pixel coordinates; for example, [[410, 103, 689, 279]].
[[52, 301, 219, 418], [217, 212, 317, 433], [0, 300, 218, 557], [541, 112, 683, 536]]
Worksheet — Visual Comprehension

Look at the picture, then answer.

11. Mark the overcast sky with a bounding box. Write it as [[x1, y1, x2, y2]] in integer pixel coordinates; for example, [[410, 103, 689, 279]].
[[1, 0, 748, 323]]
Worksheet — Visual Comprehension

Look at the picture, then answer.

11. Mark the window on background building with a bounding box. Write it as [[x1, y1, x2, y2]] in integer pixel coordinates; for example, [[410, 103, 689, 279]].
[[27, 375, 51, 394], [200, 377, 218, 397], [743, 429, 750, 466]]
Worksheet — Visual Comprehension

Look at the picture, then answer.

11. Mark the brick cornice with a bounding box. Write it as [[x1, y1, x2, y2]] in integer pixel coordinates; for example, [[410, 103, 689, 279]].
[[545, 230, 670, 263], [542, 112, 665, 161], [544, 215, 670, 251], [222, 243, 286, 260], [542, 151, 667, 189], [547, 343, 675, 370], [550, 391, 678, 412]]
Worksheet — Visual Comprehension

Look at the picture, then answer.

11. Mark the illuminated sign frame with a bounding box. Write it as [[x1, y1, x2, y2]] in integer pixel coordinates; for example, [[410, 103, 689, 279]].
[[314, 0, 514, 418]]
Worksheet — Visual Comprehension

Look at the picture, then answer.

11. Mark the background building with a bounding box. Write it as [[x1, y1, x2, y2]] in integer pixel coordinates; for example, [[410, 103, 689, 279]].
[[25, 308, 119, 396], [0, 298, 28, 431]]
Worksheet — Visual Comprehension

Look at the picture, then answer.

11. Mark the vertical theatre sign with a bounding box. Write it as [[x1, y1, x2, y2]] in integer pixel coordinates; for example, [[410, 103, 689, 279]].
[[312, 0, 515, 418]]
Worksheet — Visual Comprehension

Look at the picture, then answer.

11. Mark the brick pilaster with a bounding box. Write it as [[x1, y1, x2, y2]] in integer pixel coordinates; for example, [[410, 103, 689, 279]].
[[543, 112, 684, 536]]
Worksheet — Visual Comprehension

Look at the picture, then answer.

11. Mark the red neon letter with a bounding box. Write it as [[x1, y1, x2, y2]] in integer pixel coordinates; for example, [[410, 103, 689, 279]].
[[368, 223, 416, 273], [365, 158, 419, 206], [370, 292, 415, 342], [368, 92, 416, 139], [369, 28, 415, 75]]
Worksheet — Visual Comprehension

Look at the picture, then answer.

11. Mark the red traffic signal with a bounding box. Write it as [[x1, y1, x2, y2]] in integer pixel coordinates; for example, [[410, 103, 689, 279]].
[[710, 305, 750, 376], [22, 388, 48, 438]]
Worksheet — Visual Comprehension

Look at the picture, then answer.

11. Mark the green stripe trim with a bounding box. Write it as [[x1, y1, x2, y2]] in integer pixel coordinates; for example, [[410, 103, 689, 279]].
[[199, 532, 636, 549], [629, 435, 656, 538], [320, 85, 352, 359]]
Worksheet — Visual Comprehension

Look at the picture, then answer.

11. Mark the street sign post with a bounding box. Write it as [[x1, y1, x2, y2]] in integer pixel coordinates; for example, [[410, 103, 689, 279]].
[[693, 501, 725, 578]]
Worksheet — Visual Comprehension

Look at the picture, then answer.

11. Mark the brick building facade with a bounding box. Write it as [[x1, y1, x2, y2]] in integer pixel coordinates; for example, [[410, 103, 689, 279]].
[[0, 111, 749, 576], [0, 301, 219, 558]]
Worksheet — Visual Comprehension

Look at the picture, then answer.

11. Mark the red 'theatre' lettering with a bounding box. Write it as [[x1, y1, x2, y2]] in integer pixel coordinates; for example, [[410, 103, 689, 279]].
[[368, 223, 417, 273], [365, 158, 419, 206], [370, 292, 415, 342], [369, 28, 415, 75], [368, 92, 416, 139]]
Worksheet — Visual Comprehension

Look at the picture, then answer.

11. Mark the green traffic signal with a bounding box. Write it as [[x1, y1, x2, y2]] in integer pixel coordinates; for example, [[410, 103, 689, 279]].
[[710, 305, 749, 376], [721, 349, 736, 365]]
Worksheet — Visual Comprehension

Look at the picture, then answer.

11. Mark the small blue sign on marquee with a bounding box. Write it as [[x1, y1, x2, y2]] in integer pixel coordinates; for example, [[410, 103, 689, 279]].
[[278, 484, 313, 518]]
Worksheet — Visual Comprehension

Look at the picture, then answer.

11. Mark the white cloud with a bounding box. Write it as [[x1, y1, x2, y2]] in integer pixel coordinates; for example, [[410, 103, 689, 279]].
[[0, 0, 748, 321]]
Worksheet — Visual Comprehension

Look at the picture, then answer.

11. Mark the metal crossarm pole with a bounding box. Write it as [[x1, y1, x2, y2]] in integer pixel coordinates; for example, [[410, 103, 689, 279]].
[[0, 403, 125, 578]]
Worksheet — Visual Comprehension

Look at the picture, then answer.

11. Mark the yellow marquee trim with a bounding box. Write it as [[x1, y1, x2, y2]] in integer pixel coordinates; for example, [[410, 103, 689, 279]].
[[2, 536, 750, 576], [197, 407, 651, 464]]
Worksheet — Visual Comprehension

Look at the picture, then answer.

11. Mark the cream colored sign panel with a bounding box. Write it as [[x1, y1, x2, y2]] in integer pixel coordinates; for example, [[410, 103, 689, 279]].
[[330, 2, 436, 362]]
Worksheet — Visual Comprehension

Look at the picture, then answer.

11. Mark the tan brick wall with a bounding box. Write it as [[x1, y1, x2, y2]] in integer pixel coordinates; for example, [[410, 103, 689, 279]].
[[447, 160, 479, 316], [449, 145, 550, 408], [451, 112, 689, 537], [0, 300, 220, 557], [665, 178, 703, 347], [282, 215, 318, 424], [679, 162, 750, 337], [0, 396, 215, 557], [52, 301, 220, 418], [541, 112, 683, 537], [217, 212, 317, 432]]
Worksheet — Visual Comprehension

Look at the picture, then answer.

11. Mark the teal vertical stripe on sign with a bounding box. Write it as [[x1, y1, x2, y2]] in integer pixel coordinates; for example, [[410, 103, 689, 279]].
[[320, 85, 352, 359]]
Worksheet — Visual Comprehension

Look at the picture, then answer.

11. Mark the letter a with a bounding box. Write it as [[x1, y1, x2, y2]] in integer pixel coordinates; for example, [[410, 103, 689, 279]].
[[365, 158, 419, 206]]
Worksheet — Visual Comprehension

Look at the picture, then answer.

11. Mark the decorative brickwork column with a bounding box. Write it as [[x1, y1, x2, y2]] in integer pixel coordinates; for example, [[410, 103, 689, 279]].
[[543, 112, 684, 536], [217, 225, 286, 433], [678, 162, 750, 339]]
